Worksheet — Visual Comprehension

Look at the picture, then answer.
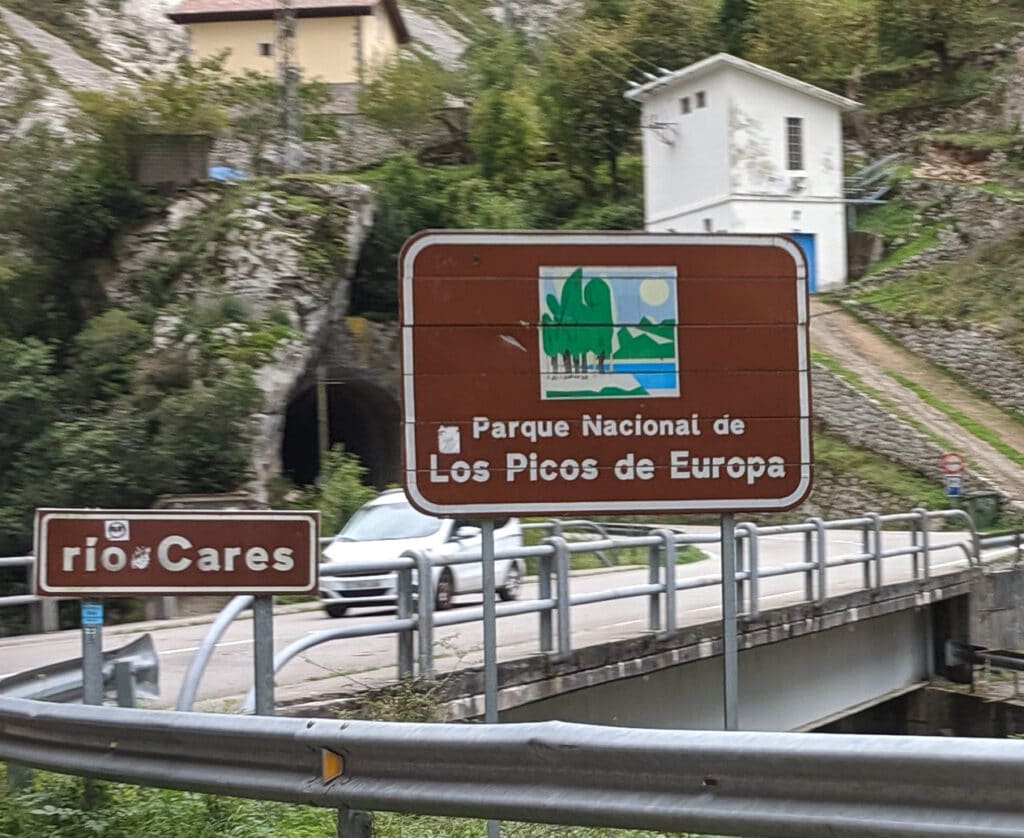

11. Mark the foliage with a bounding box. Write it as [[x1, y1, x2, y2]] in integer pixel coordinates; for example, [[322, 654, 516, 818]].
[[358, 53, 451, 146], [68, 309, 150, 401], [295, 444, 377, 535], [152, 372, 261, 494], [470, 86, 542, 185], [747, 0, 877, 84], [877, 0, 984, 76], [717, 0, 754, 56]]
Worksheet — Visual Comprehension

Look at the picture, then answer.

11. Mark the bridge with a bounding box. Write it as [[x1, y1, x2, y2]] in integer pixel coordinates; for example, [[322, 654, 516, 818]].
[[3, 509, 1020, 733]]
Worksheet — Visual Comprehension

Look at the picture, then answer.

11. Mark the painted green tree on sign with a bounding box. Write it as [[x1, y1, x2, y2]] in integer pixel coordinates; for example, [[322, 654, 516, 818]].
[[541, 269, 614, 373]]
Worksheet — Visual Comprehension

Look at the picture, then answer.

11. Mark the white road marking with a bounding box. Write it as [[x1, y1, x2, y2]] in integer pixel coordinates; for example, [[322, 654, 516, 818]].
[[163, 638, 254, 656], [609, 619, 643, 628]]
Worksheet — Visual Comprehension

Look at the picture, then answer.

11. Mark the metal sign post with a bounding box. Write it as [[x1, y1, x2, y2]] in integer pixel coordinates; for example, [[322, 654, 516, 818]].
[[481, 519, 500, 838], [252, 596, 275, 716], [81, 600, 104, 706], [720, 514, 739, 730]]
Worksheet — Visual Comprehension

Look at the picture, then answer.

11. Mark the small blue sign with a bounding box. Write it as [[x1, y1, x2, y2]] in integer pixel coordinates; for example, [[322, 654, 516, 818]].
[[945, 475, 963, 498], [81, 602, 104, 626]]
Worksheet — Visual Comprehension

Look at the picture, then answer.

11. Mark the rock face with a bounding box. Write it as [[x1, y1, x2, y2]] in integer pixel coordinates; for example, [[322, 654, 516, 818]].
[[109, 177, 375, 500]]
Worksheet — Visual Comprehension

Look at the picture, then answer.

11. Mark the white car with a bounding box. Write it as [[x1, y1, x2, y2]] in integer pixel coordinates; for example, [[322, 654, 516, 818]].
[[319, 490, 525, 618]]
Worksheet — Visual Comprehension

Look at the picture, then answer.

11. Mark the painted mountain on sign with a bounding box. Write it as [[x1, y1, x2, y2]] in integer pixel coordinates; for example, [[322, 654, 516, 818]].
[[615, 318, 677, 360]]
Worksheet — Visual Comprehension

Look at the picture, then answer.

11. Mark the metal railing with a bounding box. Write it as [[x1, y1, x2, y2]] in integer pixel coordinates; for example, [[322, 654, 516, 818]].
[[173, 507, 991, 712], [4, 695, 1024, 837], [0, 555, 57, 633]]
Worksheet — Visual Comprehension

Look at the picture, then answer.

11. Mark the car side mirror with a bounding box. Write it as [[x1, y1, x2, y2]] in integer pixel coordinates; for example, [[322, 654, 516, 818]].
[[454, 525, 481, 540]]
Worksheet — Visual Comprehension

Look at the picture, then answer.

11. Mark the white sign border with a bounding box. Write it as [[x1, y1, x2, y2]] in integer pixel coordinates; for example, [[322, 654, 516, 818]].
[[401, 231, 811, 516]]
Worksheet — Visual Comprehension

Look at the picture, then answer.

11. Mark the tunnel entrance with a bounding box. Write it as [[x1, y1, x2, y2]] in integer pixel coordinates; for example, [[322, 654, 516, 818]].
[[281, 380, 401, 490]]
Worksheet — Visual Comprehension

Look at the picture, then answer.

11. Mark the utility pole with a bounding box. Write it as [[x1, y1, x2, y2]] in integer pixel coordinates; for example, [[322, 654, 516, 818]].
[[276, 0, 303, 172]]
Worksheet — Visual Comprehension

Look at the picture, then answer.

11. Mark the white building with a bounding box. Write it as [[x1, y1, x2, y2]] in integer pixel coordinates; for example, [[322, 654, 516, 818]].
[[624, 53, 860, 292]]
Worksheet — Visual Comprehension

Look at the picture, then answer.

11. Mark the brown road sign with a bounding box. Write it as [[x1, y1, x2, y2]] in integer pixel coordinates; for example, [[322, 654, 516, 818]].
[[35, 509, 320, 595], [400, 231, 812, 517]]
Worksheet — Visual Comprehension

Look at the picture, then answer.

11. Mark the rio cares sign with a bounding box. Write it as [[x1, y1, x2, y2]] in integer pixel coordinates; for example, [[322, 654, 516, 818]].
[[35, 509, 320, 595], [400, 231, 813, 516]]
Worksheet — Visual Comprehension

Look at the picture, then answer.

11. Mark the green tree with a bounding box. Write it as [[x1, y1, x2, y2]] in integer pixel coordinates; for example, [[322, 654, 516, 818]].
[[358, 53, 453, 149], [470, 86, 542, 184], [717, 0, 754, 56], [747, 0, 876, 84], [295, 445, 376, 535], [539, 18, 637, 196], [69, 309, 150, 401], [876, 0, 980, 79]]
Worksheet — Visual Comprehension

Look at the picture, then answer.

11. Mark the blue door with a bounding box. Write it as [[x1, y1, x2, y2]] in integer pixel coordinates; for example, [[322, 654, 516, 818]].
[[789, 233, 817, 293]]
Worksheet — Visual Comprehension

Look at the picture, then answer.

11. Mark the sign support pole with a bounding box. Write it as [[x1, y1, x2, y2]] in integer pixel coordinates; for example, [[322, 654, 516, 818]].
[[81, 600, 104, 706], [253, 596, 275, 716], [721, 513, 739, 731], [481, 519, 500, 838]]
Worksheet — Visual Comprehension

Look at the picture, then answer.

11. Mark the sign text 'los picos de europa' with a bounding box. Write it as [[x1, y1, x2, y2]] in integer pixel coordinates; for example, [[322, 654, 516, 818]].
[[35, 509, 320, 595], [400, 232, 812, 516]]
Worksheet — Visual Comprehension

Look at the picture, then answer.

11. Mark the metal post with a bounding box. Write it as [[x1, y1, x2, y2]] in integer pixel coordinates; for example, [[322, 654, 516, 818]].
[[861, 521, 872, 589], [481, 520, 500, 838], [914, 508, 930, 581], [737, 523, 759, 619], [415, 550, 435, 680], [658, 530, 677, 636], [721, 514, 739, 731], [735, 534, 746, 616], [866, 512, 883, 587], [337, 807, 373, 838], [803, 530, 814, 601], [316, 366, 330, 470], [114, 660, 136, 708], [647, 542, 661, 633], [810, 518, 827, 603], [910, 520, 920, 580], [538, 546, 553, 653], [253, 596, 275, 716], [81, 600, 104, 706], [396, 566, 414, 679], [552, 536, 571, 656]]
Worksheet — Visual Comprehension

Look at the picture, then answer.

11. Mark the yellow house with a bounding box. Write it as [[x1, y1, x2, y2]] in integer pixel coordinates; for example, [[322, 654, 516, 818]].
[[167, 0, 410, 84]]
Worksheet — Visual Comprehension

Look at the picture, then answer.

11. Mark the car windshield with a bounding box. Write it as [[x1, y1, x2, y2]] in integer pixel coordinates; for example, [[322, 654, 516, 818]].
[[336, 500, 442, 541]]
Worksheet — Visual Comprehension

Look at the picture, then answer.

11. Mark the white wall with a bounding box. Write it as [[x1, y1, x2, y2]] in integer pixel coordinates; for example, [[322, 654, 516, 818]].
[[639, 72, 731, 229], [640, 64, 849, 287]]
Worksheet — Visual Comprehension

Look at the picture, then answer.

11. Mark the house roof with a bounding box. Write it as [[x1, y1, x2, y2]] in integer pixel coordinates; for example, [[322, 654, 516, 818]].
[[623, 53, 860, 111], [168, 0, 410, 43]]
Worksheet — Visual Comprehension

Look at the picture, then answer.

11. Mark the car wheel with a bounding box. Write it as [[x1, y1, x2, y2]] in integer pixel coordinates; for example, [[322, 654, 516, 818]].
[[324, 603, 348, 618], [435, 568, 455, 611], [498, 564, 522, 601]]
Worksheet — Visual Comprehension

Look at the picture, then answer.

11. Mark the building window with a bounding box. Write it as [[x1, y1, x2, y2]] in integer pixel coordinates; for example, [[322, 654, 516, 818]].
[[703, 218, 713, 232], [679, 96, 691, 115], [696, 90, 706, 108], [786, 117, 804, 170], [258, 42, 273, 57]]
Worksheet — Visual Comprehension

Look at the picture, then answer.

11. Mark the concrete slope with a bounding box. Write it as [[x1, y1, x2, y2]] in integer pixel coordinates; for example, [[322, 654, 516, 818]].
[[810, 299, 1024, 510]]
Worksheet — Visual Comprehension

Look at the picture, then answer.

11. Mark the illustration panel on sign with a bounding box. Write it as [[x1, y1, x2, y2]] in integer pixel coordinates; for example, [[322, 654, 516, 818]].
[[538, 266, 679, 400]]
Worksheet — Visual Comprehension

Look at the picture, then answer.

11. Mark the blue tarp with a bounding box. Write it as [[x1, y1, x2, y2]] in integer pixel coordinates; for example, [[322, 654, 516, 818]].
[[208, 166, 248, 182]]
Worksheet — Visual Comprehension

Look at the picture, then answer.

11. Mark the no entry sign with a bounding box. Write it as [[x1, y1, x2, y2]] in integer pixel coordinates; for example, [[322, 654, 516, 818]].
[[400, 232, 812, 516], [35, 509, 320, 595]]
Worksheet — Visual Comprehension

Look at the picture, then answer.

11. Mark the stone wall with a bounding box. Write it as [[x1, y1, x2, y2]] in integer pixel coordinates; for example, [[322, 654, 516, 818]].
[[809, 363, 996, 494], [849, 305, 1024, 415]]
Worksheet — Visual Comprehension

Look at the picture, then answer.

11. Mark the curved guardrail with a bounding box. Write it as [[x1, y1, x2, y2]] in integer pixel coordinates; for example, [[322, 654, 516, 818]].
[[4, 696, 1024, 836]]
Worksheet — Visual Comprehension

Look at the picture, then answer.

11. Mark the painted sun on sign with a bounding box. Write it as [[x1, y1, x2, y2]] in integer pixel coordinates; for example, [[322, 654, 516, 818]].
[[538, 266, 680, 400]]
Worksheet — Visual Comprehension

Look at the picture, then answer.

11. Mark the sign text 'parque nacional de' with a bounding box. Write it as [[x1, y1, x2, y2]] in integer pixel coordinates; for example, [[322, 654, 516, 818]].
[[400, 232, 813, 516], [35, 509, 320, 595]]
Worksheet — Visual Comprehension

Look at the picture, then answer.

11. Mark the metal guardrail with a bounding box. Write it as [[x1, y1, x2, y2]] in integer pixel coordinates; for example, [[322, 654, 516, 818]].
[[0, 634, 159, 706], [188, 507, 993, 712], [4, 696, 1024, 837]]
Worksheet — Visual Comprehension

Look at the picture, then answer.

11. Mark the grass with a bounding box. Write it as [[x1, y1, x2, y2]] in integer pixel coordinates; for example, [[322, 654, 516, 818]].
[[928, 129, 1019, 153], [977, 181, 1024, 202], [885, 370, 1024, 470], [814, 433, 949, 511], [811, 350, 957, 451], [863, 222, 944, 277], [853, 198, 918, 242], [852, 231, 1024, 351], [0, 764, 716, 838]]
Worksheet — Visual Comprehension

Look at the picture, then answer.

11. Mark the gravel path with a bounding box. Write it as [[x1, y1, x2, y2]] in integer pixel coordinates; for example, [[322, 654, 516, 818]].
[[810, 299, 1024, 509]]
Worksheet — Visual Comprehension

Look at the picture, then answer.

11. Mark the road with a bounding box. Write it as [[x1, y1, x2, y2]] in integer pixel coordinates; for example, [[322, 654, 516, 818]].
[[0, 527, 979, 711]]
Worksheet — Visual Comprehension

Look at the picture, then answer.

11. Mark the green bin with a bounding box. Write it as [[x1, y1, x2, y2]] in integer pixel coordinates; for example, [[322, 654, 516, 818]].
[[962, 491, 1003, 530]]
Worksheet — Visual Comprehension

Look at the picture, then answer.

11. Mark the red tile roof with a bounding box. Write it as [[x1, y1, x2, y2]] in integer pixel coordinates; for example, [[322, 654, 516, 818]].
[[168, 0, 409, 42]]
